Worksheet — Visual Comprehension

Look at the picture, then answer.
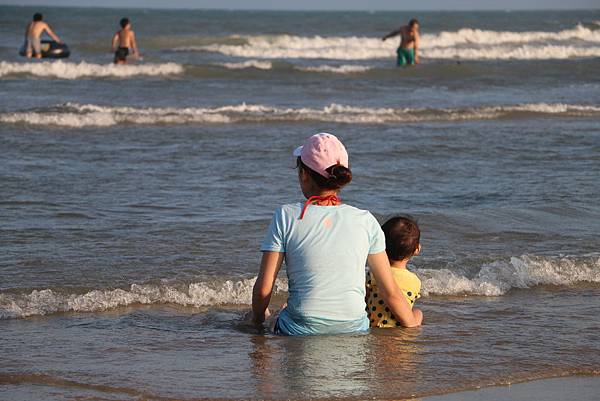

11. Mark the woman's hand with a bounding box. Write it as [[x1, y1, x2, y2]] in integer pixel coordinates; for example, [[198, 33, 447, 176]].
[[367, 252, 421, 327]]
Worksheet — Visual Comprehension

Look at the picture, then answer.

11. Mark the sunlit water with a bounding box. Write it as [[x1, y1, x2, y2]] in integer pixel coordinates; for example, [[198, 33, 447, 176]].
[[1, 6, 599, 400]]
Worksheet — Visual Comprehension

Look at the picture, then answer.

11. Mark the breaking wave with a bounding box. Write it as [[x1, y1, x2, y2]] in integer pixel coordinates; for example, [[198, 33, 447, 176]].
[[0, 278, 288, 320], [1, 102, 599, 127], [219, 60, 273, 70], [0, 61, 184, 79], [218, 61, 372, 74], [1, 256, 598, 319], [296, 64, 372, 73], [425, 45, 600, 60], [187, 25, 600, 60], [417, 255, 600, 297]]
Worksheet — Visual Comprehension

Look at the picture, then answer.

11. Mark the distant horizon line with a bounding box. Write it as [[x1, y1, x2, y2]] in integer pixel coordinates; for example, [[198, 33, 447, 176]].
[[0, 3, 597, 12]]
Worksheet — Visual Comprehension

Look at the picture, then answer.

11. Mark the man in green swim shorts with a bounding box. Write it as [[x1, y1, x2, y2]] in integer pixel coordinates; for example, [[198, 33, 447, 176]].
[[382, 19, 420, 67]]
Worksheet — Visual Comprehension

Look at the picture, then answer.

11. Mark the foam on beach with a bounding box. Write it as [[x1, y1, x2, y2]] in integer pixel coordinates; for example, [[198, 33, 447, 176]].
[[0, 61, 184, 79], [1, 102, 599, 128], [1, 255, 598, 319]]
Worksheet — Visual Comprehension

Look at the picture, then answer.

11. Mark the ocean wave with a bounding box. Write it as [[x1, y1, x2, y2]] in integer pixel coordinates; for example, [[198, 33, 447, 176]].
[[425, 44, 600, 60], [296, 64, 372, 73], [1, 102, 599, 128], [186, 25, 600, 60], [1, 256, 598, 319], [0, 278, 288, 320], [417, 255, 600, 296], [427, 24, 600, 47], [219, 60, 273, 70], [0, 61, 184, 79]]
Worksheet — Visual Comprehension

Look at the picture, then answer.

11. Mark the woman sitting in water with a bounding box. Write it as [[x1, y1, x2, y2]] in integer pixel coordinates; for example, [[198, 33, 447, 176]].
[[251, 133, 422, 335]]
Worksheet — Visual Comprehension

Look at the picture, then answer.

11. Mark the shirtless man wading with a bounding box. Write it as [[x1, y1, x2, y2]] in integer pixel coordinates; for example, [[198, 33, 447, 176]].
[[382, 18, 420, 66], [24, 13, 62, 59], [111, 18, 139, 64]]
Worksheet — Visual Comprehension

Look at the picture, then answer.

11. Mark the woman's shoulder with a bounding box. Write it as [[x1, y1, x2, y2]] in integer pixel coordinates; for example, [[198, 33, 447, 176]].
[[277, 202, 303, 212], [270, 203, 303, 218], [339, 204, 378, 220]]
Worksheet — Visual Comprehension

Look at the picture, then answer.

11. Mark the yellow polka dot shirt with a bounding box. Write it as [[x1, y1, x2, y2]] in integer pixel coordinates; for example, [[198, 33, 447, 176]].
[[366, 268, 421, 328]]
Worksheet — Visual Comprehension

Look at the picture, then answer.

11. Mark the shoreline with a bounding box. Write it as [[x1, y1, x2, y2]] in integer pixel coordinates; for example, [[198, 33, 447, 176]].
[[423, 375, 600, 401]]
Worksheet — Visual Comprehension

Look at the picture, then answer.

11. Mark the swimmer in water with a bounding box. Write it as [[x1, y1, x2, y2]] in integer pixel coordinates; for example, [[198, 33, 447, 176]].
[[382, 18, 420, 67], [111, 18, 139, 64], [24, 13, 62, 59]]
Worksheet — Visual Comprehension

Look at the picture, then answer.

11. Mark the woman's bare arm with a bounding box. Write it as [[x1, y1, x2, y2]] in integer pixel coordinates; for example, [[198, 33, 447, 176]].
[[252, 251, 284, 325]]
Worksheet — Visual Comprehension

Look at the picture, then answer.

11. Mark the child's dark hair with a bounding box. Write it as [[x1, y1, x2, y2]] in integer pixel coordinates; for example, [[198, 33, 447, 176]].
[[296, 157, 352, 190], [120, 18, 130, 28], [409, 18, 419, 27], [33, 13, 43, 21], [382, 216, 420, 261]]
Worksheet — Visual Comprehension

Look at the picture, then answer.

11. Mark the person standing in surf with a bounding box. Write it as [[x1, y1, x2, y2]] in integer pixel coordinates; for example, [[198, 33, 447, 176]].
[[382, 18, 420, 66], [24, 13, 62, 59], [251, 133, 422, 335], [111, 18, 140, 64]]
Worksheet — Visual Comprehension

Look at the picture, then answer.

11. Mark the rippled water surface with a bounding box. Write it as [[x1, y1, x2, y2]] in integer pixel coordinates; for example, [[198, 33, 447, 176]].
[[1, 6, 600, 400]]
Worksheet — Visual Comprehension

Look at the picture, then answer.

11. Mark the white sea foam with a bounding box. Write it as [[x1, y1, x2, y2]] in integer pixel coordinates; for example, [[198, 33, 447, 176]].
[[194, 35, 393, 60], [296, 64, 372, 73], [417, 255, 600, 297], [219, 60, 273, 70], [0, 61, 184, 79], [0, 278, 288, 320], [426, 24, 600, 47], [1, 256, 598, 319], [189, 25, 600, 60], [425, 44, 600, 60], [1, 102, 599, 128]]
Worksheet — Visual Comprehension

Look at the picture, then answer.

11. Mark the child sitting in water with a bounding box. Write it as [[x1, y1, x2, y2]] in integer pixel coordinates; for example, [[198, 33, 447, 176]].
[[366, 216, 423, 328]]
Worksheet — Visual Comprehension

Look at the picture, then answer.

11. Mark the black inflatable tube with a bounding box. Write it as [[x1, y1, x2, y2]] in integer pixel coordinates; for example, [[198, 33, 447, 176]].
[[19, 40, 71, 59]]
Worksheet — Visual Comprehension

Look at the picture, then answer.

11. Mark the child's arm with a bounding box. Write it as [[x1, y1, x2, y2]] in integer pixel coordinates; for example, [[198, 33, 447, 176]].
[[131, 31, 139, 57], [251, 251, 284, 325], [44, 24, 61, 43], [111, 32, 119, 52], [367, 252, 422, 327], [414, 31, 420, 64], [382, 28, 401, 41]]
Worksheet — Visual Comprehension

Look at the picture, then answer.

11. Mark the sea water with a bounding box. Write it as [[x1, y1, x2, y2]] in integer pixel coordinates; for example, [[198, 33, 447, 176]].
[[1, 6, 599, 400]]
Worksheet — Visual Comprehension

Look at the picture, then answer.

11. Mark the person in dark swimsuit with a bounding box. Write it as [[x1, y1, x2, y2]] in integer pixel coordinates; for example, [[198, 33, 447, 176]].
[[111, 18, 139, 64], [114, 46, 129, 63]]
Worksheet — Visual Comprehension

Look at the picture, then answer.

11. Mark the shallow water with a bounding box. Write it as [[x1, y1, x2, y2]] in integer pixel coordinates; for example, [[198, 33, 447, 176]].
[[1, 6, 600, 400]]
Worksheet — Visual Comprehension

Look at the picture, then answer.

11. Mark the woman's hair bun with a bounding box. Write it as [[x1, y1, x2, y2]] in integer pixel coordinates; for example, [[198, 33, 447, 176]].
[[297, 157, 352, 190], [325, 164, 352, 189]]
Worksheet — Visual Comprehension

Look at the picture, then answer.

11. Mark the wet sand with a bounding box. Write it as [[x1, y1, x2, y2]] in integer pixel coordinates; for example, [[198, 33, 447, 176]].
[[425, 376, 600, 401]]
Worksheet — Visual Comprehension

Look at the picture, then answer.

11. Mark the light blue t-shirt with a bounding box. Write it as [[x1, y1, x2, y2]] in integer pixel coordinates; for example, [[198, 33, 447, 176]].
[[261, 202, 386, 335]]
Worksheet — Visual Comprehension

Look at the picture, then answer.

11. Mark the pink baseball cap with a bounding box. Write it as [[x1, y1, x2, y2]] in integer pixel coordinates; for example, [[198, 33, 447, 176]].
[[293, 133, 349, 178]]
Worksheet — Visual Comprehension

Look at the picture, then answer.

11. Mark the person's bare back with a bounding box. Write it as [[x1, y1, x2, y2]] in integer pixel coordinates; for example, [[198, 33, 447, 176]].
[[111, 18, 139, 64], [24, 13, 61, 58], [116, 29, 134, 49]]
